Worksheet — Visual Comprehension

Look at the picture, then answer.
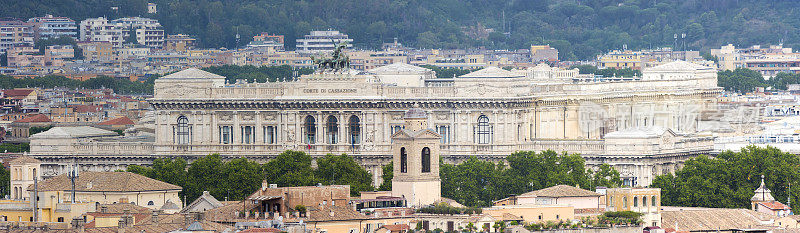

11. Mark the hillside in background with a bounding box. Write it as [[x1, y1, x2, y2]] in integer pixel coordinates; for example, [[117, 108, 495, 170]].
[[3, 0, 800, 60]]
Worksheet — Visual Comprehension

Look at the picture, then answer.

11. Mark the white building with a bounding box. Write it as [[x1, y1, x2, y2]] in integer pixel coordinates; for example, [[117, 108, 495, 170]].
[[27, 15, 77, 40], [0, 19, 34, 54], [296, 30, 353, 53], [29, 61, 721, 188], [80, 17, 164, 48]]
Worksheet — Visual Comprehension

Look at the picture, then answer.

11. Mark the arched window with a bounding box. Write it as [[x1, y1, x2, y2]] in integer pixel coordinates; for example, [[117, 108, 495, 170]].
[[304, 116, 316, 144], [475, 115, 493, 144], [421, 147, 431, 173], [633, 196, 638, 207], [652, 196, 657, 207], [400, 147, 407, 173], [326, 115, 338, 144], [643, 196, 648, 207], [176, 116, 190, 144], [348, 115, 360, 144], [147, 201, 154, 206]]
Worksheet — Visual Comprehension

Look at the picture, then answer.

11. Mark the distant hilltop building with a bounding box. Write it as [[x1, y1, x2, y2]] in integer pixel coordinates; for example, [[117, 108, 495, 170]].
[[530, 45, 559, 62], [711, 44, 800, 77], [148, 2, 157, 14], [27, 15, 77, 41], [296, 30, 353, 53], [597, 48, 705, 70], [164, 34, 196, 52], [79, 17, 164, 48], [247, 33, 284, 52], [0, 19, 34, 54]]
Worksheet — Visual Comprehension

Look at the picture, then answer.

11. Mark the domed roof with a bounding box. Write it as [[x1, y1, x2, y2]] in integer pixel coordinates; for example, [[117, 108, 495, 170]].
[[404, 104, 427, 119]]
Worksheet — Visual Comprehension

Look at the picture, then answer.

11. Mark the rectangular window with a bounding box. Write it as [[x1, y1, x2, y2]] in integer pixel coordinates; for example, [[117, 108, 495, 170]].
[[220, 126, 232, 144], [436, 125, 450, 144], [264, 126, 276, 144], [242, 126, 254, 144]]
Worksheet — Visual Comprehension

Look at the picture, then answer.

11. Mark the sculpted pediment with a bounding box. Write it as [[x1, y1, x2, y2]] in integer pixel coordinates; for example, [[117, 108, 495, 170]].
[[457, 83, 504, 97], [158, 84, 210, 98]]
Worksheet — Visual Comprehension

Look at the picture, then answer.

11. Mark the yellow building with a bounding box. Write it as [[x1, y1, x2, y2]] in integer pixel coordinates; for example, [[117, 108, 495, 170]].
[[29, 171, 183, 213], [9, 156, 42, 200], [604, 187, 661, 227], [0, 198, 95, 226], [482, 205, 574, 223], [597, 50, 645, 70], [348, 51, 407, 70]]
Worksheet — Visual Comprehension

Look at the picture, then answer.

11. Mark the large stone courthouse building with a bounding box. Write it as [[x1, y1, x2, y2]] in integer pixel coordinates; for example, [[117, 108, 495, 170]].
[[29, 61, 720, 187]]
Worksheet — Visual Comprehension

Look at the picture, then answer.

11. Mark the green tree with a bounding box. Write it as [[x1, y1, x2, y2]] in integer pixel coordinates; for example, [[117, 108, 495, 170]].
[[590, 163, 623, 188], [315, 154, 375, 196], [717, 68, 766, 93], [263, 150, 317, 187], [187, 154, 225, 202], [222, 158, 264, 200], [29, 126, 53, 135], [651, 146, 800, 209], [125, 27, 138, 44], [0, 167, 9, 196], [379, 162, 393, 191]]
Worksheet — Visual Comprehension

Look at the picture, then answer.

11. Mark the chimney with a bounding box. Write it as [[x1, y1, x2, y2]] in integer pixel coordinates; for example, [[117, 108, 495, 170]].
[[183, 214, 193, 227], [117, 218, 127, 233], [261, 180, 270, 191], [124, 215, 134, 227], [100, 206, 108, 213], [71, 217, 85, 233], [151, 212, 159, 223]]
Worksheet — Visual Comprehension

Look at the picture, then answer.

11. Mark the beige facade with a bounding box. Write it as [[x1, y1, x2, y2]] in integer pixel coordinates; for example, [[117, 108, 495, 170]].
[[483, 205, 574, 223], [145, 61, 719, 187], [9, 157, 42, 200], [605, 188, 661, 227], [390, 107, 442, 207]]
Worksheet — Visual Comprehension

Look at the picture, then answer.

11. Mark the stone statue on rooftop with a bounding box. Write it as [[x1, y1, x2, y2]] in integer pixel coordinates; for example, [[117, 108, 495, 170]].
[[312, 41, 350, 72]]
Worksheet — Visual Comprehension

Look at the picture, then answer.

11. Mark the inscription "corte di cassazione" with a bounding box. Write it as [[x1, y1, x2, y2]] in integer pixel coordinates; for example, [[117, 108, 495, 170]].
[[302, 88, 358, 94]]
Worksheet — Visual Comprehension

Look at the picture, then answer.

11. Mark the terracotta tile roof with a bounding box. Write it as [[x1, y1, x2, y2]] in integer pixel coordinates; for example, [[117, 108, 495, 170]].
[[28, 171, 182, 192], [14, 114, 51, 123], [2, 89, 34, 97], [519, 185, 601, 198], [95, 203, 153, 214], [204, 201, 256, 223], [9, 156, 41, 165], [661, 208, 779, 231], [759, 201, 791, 210], [574, 208, 605, 215], [73, 105, 103, 113], [98, 116, 135, 125], [379, 224, 411, 232], [307, 205, 369, 222]]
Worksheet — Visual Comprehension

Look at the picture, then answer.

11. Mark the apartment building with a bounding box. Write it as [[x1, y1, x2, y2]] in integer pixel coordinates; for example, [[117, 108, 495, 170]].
[[711, 44, 800, 77], [80, 17, 164, 48], [296, 30, 353, 53], [0, 19, 34, 54], [163, 34, 196, 52], [27, 15, 77, 40]]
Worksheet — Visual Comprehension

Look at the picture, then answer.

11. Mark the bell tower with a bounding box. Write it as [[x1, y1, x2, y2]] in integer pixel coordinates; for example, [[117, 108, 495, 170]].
[[391, 104, 441, 207]]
